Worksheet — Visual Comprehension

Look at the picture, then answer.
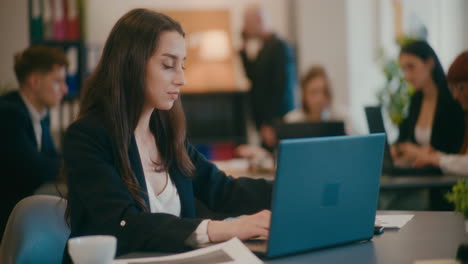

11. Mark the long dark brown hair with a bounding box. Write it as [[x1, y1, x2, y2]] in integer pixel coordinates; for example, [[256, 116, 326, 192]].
[[72, 9, 195, 212], [400, 40, 452, 100]]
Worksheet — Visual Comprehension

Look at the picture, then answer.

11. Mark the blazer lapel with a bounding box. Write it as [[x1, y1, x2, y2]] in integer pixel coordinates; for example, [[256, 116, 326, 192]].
[[170, 165, 196, 218], [128, 136, 150, 207], [128, 135, 195, 218]]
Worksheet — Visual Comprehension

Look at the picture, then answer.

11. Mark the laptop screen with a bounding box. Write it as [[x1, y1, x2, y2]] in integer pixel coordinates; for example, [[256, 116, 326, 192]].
[[266, 134, 385, 258]]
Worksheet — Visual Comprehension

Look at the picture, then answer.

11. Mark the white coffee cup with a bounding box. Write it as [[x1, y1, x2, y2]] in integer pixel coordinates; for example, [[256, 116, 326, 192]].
[[68, 235, 117, 264]]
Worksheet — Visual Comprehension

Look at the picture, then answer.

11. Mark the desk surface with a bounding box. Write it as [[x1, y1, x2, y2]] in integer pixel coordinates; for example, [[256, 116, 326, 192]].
[[119, 211, 466, 264], [266, 211, 467, 264]]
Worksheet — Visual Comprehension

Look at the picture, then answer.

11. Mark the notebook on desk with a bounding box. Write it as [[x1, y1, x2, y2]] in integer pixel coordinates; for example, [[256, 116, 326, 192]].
[[243, 134, 385, 258], [364, 106, 442, 176], [274, 121, 346, 140]]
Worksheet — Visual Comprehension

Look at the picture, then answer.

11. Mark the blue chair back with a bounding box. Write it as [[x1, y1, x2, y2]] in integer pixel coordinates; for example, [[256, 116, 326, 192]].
[[0, 195, 70, 264]]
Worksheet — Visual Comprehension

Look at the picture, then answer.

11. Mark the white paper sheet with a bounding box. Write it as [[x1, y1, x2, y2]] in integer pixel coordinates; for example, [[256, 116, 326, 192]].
[[375, 214, 414, 229], [413, 259, 460, 264], [113, 237, 262, 264]]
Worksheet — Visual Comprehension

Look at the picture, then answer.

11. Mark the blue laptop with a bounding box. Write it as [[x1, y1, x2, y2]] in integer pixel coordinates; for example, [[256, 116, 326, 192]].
[[245, 134, 385, 258]]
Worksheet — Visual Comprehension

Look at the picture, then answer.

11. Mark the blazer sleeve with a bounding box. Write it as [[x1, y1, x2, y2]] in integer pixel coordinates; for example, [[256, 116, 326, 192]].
[[267, 42, 295, 122], [439, 153, 468, 176], [239, 49, 255, 81], [0, 105, 59, 186], [63, 121, 202, 256], [433, 101, 465, 153], [188, 143, 273, 216]]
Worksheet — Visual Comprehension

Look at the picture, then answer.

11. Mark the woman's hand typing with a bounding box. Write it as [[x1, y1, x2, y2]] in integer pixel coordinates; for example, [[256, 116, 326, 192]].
[[207, 210, 271, 243]]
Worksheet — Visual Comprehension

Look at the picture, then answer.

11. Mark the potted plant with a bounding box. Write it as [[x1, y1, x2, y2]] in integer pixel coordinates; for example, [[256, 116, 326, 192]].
[[445, 179, 468, 232], [376, 36, 417, 126]]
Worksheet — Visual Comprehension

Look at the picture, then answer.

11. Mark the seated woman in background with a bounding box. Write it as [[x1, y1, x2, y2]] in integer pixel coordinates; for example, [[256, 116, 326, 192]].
[[61, 9, 272, 263], [393, 41, 465, 164], [285, 65, 336, 122], [412, 51, 468, 176], [237, 66, 354, 165], [283, 65, 352, 134]]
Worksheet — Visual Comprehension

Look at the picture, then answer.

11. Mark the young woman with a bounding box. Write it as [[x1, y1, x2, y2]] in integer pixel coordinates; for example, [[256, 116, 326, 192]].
[[412, 51, 468, 176], [393, 41, 465, 163], [62, 9, 271, 262]]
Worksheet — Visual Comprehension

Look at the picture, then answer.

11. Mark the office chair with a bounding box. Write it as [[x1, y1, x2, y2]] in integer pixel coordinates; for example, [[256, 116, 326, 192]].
[[0, 195, 70, 264]]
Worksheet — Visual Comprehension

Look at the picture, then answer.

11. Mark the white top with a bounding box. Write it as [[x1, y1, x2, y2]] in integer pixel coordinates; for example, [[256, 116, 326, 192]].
[[439, 153, 468, 176], [145, 172, 181, 217], [19, 91, 47, 151], [283, 108, 354, 134], [414, 126, 432, 146], [143, 168, 209, 245]]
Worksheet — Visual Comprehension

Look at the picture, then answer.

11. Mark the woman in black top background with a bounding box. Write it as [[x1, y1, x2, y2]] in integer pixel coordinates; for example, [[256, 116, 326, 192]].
[[393, 40, 465, 163]]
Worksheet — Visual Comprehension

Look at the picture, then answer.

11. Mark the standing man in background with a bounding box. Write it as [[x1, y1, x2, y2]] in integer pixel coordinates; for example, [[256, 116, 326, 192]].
[[239, 4, 297, 150], [0, 45, 68, 241]]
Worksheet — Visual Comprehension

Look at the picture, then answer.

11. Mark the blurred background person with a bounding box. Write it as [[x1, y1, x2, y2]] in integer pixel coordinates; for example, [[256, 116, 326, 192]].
[[388, 40, 465, 211], [0, 45, 68, 242], [413, 51, 468, 176], [284, 65, 353, 134], [392, 40, 465, 164], [239, 3, 297, 150]]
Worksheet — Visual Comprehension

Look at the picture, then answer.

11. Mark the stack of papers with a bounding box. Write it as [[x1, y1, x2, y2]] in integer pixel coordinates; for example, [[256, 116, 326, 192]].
[[375, 214, 414, 229], [113, 237, 262, 264]]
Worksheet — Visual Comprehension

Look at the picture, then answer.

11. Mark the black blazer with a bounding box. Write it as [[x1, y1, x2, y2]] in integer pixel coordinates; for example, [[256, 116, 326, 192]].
[[0, 91, 60, 242], [397, 91, 465, 153], [62, 113, 272, 263], [240, 34, 296, 128]]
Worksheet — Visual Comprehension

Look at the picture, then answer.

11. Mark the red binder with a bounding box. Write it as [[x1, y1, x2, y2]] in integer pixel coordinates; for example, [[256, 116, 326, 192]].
[[65, 0, 80, 41], [52, 0, 66, 41]]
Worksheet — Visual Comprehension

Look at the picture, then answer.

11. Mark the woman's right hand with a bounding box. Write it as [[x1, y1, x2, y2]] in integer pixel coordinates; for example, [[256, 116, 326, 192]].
[[207, 210, 271, 243]]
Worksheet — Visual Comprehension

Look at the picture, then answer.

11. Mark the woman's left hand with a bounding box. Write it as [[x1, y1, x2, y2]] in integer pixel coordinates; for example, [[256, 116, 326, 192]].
[[412, 147, 441, 168]]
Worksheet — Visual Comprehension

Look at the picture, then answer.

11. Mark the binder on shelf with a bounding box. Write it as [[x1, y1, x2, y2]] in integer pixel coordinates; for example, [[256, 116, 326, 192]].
[[30, 0, 43, 42], [52, 0, 66, 41], [65, 46, 79, 96], [29, 0, 85, 99], [65, 0, 80, 41], [42, 0, 53, 40]]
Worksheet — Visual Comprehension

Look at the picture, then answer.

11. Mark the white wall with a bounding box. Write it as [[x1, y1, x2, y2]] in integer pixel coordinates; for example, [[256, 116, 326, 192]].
[[0, 0, 28, 87], [397, 0, 468, 71], [346, 0, 383, 135], [438, 0, 468, 70]]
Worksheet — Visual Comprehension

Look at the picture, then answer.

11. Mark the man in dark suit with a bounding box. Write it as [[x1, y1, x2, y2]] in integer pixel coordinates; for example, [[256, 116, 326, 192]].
[[0, 45, 68, 241], [239, 4, 297, 150]]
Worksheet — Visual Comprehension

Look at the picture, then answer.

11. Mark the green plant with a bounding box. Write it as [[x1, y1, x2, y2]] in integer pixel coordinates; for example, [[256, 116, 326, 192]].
[[376, 36, 417, 125], [445, 179, 468, 219], [376, 58, 414, 125]]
